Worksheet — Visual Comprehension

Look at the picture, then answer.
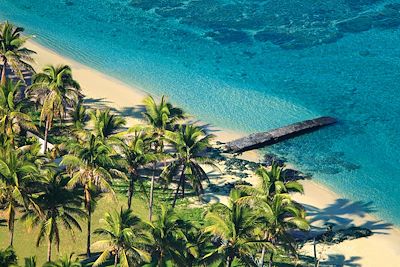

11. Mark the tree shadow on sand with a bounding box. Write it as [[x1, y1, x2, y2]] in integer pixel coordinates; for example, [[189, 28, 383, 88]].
[[83, 98, 147, 122], [319, 254, 362, 267], [303, 198, 393, 235]]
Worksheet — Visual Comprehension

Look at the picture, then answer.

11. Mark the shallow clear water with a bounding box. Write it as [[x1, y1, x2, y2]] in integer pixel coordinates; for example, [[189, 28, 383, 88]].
[[1, 0, 400, 224]]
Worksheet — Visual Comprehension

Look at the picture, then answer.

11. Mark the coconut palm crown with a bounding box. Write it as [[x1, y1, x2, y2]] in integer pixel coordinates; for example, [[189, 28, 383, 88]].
[[0, 21, 35, 85]]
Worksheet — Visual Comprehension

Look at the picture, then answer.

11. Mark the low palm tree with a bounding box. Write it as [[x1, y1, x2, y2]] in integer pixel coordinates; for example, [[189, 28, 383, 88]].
[[257, 194, 309, 267], [23, 256, 37, 267], [162, 124, 218, 207], [70, 100, 88, 135], [27, 64, 81, 151], [0, 246, 17, 266], [147, 205, 187, 266], [0, 21, 35, 85], [0, 80, 36, 144], [237, 165, 308, 267], [43, 254, 81, 267], [92, 208, 151, 267], [0, 145, 39, 246], [203, 189, 265, 267], [61, 134, 119, 258], [246, 163, 304, 199], [22, 170, 85, 262], [118, 130, 156, 211], [89, 108, 125, 142]]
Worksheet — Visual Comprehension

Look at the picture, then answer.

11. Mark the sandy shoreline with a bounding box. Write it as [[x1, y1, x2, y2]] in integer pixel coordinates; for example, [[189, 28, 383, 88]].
[[27, 39, 400, 266]]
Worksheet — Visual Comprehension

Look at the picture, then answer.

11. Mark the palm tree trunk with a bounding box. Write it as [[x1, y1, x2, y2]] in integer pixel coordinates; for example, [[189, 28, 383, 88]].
[[8, 204, 15, 247], [149, 162, 156, 221], [227, 255, 234, 267], [47, 237, 52, 262], [127, 173, 134, 210], [268, 252, 273, 267], [172, 168, 185, 208], [259, 231, 269, 267], [9, 227, 14, 247], [114, 253, 118, 267], [85, 186, 92, 258], [43, 118, 50, 152], [313, 238, 318, 267], [1, 59, 7, 85], [182, 176, 185, 199]]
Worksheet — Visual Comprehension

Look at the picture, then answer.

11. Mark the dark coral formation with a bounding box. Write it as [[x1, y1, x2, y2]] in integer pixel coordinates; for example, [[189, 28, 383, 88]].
[[129, 0, 400, 49]]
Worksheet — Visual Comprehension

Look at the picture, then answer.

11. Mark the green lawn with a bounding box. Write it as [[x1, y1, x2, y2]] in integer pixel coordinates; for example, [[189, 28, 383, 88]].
[[0, 194, 149, 266]]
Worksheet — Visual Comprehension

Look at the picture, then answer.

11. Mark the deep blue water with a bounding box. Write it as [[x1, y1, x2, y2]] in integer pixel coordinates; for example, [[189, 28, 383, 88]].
[[1, 0, 400, 224]]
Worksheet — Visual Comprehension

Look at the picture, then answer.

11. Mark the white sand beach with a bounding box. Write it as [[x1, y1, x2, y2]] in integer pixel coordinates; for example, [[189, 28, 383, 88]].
[[27, 39, 400, 267]]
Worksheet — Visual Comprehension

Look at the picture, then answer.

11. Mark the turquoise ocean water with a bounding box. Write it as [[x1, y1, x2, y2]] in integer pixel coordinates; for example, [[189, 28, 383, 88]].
[[1, 0, 399, 225]]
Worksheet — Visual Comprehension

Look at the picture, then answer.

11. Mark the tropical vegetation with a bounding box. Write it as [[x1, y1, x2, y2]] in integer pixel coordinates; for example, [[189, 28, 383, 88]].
[[0, 21, 313, 267]]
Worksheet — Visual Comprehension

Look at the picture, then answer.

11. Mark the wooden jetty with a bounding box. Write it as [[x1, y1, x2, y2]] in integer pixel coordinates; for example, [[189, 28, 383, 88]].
[[225, 116, 337, 153]]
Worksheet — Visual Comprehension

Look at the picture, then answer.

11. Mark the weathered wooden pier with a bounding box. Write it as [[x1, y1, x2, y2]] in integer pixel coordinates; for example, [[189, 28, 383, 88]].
[[225, 116, 337, 153]]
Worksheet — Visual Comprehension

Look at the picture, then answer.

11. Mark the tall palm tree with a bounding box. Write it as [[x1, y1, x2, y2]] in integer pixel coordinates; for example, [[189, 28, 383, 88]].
[[89, 108, 125, 141], [22, 170, 85, 262], [162, 124, 218, 207], [92, 208, 151, 267], [142, 95, 184, 139], [143, 95, 184, 217], [203, 189, 265, 267], [61, 134, 119, 258], [146, 205, 187, 266], [43, 254, 81, 267], [0, 79, 36, 144], [0, 145, 39, 246], [27, 64, 81, 152], [0, 21, 35, 85], [118, 130, 156, 211]]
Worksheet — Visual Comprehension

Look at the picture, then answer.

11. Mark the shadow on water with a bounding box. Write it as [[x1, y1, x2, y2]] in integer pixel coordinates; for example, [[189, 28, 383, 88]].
[[303, 198, 393, 234]]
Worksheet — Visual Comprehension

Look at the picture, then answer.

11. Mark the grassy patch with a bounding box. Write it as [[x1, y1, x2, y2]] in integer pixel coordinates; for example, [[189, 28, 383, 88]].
[[0, 194, 148, 266]]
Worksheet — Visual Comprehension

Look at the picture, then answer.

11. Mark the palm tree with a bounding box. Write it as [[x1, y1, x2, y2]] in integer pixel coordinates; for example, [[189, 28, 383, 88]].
[[203, 189, 265, 267], [0, 79, 36, 144], [0, 246, 17, 266], [257, 194, 309, 267], [0, 21, 35, 85], [89, 108, 125, 141], [142, 95, 184, 217], [237, 165, 308, 267], [249, 163, 304, 198], [61, 134, 118, 258], [92, 208, 151, 267], [43, 254, 82, 267], [23, 256, 37, 267], [27, 64, 81, 152], [22, 170, 85, 262], [118, 130, 156, 211], [70, 100, 88, 134], [0, 145, 39, 246], [142, 95, 184, 139], [146, 205, 187, 266], [162, 124, 218, 207]]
